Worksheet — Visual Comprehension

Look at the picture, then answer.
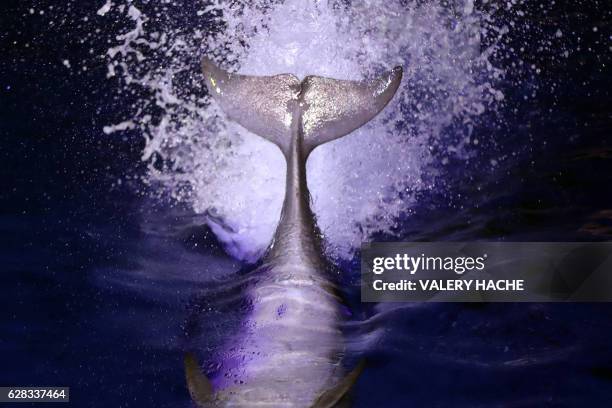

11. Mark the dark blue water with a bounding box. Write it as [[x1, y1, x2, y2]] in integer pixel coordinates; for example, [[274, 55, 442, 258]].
[[1, 0, 612, 407]]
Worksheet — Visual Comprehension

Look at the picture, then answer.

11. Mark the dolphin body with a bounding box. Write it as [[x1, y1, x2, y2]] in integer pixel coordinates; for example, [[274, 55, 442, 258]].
[[185, 58, 402, 407]]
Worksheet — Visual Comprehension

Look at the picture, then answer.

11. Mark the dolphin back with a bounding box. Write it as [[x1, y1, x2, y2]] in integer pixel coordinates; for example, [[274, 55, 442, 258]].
[[201, 58, 402, 155]]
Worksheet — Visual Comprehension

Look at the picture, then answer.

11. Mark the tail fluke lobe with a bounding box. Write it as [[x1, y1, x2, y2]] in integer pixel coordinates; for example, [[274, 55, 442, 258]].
[[201, 58, 402, 156], [202, 58, 300, 155], [300, 67, 403, 153]]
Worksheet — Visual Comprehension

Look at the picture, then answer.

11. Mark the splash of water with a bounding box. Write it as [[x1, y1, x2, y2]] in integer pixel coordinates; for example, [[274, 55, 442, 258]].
[[103, 0, 507, 262]]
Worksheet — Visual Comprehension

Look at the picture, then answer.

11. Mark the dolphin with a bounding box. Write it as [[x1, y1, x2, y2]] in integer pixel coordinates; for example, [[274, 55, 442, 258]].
[[185, 58, 402, 407]]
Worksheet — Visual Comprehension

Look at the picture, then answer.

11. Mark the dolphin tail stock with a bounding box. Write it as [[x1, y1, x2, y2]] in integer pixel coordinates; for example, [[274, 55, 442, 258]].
[[201, 58, 403, 156]]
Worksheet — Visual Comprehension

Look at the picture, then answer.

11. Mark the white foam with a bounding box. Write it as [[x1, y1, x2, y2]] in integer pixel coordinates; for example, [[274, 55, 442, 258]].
[[104, 0, 506, 262]]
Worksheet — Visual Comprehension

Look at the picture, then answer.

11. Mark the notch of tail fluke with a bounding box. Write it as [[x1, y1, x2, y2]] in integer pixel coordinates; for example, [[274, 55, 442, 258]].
[[184, 352, 215, 407]]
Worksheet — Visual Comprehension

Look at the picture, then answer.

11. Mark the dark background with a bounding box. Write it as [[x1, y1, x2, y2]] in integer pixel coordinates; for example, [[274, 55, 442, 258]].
[[1, 0, 611, 407]]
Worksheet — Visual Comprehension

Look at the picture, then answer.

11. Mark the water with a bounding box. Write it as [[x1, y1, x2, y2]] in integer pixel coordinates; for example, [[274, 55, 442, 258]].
[[1, 0, 612, 406]]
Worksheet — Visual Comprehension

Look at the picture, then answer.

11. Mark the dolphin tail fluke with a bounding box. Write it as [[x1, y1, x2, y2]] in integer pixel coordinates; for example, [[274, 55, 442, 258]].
[[184, 352, 214, 407], [311, 360, 366, 408], [201, 58, 402, 156]]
